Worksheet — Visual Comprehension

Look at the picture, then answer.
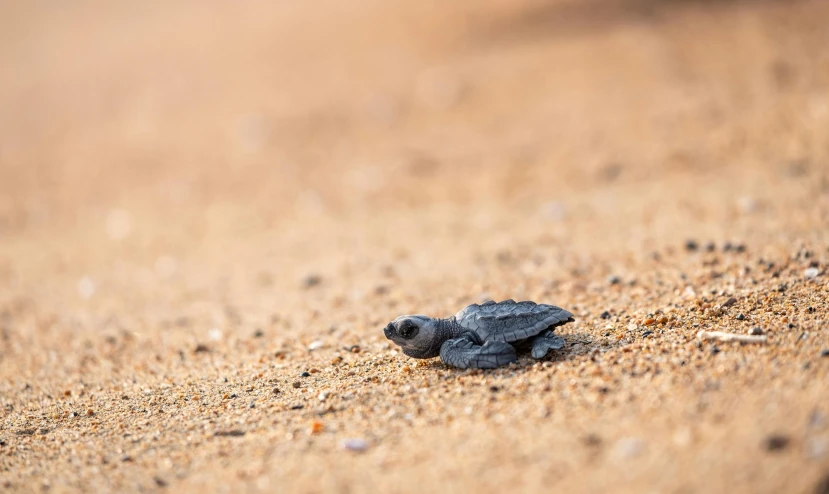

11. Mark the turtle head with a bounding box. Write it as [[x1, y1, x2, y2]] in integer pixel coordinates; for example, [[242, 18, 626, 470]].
[[384, 315, 442, 359]]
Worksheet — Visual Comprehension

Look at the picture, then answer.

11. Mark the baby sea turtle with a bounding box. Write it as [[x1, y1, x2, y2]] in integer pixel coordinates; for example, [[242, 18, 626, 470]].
[[384, 299, 574, 369]]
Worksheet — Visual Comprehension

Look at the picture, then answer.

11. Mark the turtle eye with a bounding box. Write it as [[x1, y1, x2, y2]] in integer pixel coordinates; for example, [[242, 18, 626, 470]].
[[398, 320, 419, 339]]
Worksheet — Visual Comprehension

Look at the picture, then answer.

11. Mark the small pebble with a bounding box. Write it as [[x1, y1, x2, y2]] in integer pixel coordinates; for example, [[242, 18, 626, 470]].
[[77, 277, 96, 299], [300, 372, 311, 378], [302, 274, 322, 288], [820, 349, 829, 358], [607, 275, 621, 285], [614, 437, 645, 459], [685, 240, 699, 251], [804, 267, 820, 279], [341, 438, 369, 453], [600, 311, 611, 320], [642, 331, 654, 338], [764, 434, 790, 452], [272, 387, 281, 394], [736, 314, 745, 321], [816, 474, 829, 494], [705, 242, 716, 252], [806, 437, 829, 459], [292, 381, 301, 388], [215, 430, 245, 437], [349, 345, 362, 354], [308, 340, 324, 351], [310, 421, 324, 434], [722, 297, 738, 308], [749, 327, 764, 336], [808, 410, 827, 430]]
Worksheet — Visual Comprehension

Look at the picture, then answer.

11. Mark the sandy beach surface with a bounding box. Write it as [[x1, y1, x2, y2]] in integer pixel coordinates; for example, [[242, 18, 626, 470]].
[[1, 0, 829, 492]]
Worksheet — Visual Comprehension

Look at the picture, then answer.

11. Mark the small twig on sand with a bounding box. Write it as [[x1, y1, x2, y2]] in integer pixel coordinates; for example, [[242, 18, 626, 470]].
[[697, 330, 767, 344]]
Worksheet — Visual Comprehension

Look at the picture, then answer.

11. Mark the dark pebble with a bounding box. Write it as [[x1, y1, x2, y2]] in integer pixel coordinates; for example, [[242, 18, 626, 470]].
[[763, 434, 790, 451], [734, 244, 746, 253], [302, 274, 322, 288], [253, 329, 265, 338], [685, 240, 699, 251], [820, 349, 829, 358], [194, 343, 210, 353], [300, 372, 311, 378], [705, 242, 716, 252], [749, 327, 763, 336], [154, 477, 168, 488], [736, 314, 745, 321], [788, 323, 796, 329], [121, 455, 133, 462], [290, 404, 304, 410], [489, 386, 500, 392], [349, 345, 362, 353], [723, 242, 733, 252], [607, 275, 621, 285], [642, 331, 654, 338], [711, 346, 721, 355], [600, 311, 611, 320], [815, 473, 829, 494], [272, 387, 281, 394], [215, 430, 246, 437], [722, 297, 738, 307], [249, 402, 255, 409], [582, 434, 602, 446]]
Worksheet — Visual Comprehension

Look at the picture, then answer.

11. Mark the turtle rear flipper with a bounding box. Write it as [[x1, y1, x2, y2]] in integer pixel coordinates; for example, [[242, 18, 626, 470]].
[[530, 330, 566, 359], [439, 332, 517, 369]]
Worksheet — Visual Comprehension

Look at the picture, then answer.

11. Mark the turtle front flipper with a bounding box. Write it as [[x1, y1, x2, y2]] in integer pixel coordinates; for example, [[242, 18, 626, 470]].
[[439, 332, 517, 369], [530, 329, 566, 359]]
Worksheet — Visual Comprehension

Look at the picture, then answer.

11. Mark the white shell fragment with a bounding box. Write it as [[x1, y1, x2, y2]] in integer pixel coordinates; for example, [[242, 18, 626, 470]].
[[697, 330, 767, 344]]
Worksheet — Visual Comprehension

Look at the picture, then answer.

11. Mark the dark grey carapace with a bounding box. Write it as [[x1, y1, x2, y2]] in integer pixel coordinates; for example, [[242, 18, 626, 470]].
[[384, 299, 574, 369]]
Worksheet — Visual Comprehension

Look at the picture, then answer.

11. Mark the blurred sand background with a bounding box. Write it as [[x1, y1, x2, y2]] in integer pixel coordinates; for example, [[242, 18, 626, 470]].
[[1, 0, 829, 492]]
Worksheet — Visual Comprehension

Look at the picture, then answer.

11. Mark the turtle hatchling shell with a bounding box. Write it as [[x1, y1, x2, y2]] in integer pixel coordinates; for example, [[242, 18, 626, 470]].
[[453, 299, 573, 343]]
